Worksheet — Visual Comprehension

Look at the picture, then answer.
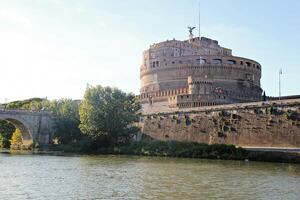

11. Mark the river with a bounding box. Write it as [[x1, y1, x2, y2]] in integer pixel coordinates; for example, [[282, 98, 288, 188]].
[[0, 153, 299, 200]]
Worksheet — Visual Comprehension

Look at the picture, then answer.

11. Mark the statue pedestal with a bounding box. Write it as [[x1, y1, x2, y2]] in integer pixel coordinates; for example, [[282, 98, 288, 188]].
[[189, 34, 194, 42]]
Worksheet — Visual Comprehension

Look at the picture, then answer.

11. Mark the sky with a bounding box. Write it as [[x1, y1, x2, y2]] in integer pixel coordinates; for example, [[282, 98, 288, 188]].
[[0, 0, 299, 103]]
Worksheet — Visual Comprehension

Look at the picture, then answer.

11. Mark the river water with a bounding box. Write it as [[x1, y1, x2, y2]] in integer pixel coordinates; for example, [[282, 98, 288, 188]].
[[0, 153, 299, 200]]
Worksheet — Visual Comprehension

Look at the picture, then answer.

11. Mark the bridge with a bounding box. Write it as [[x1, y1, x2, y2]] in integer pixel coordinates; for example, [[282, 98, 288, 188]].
[[0, 109, 54, 146]]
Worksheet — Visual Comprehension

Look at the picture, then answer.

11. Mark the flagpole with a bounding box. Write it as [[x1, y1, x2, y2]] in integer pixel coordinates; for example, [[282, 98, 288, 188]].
[[198, 0, 201, 38], [279, 68, 282, 100]]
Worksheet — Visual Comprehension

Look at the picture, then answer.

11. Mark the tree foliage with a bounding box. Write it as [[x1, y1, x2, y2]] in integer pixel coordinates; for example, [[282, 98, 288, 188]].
[[0, 121, 15, 148], [10, 128, 22, 149], [79, 85, 141, 146], [48, 99, 82, 144], [4, 98, 46, 110]]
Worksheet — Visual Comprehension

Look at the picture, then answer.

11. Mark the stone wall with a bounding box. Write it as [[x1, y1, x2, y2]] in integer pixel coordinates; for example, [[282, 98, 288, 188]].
[[140, 99, 300, 148]]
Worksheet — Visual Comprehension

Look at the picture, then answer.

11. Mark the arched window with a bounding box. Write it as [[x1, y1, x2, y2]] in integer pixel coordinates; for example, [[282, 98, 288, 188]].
[[227, 60, 236, 65], [212, 59, 222, 65], [246, 62, 251, 67]]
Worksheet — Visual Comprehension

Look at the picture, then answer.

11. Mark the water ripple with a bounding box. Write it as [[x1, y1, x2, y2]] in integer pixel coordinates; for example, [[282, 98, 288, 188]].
[[0, 154, 299, 200]]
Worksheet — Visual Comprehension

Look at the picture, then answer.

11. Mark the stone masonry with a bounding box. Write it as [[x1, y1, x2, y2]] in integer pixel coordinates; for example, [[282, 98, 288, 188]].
[[139, 99, 300, 148], [0, 109, 54, 146]]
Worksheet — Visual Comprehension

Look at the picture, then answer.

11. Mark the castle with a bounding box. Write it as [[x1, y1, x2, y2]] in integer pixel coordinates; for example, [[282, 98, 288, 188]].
[[139, 30, 263, 113]]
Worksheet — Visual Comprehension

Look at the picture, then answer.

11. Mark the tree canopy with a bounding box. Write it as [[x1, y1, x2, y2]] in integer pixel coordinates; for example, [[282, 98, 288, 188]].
[[48, 99, 82, 144], [79, 85, 141, 146]]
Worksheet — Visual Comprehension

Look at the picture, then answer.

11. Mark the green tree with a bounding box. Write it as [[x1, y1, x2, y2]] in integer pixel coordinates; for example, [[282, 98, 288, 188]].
[[0, 121, 15, 148], [48, 99, 82, 144], [79, 85, 141, 147], [10, 128, 22, 149]]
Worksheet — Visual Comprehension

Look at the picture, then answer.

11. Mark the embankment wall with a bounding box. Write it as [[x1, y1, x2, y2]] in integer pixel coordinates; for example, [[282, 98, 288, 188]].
[[140, 99, 300, 148]]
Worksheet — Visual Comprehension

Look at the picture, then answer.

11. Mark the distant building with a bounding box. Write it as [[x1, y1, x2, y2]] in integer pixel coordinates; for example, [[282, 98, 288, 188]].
[[139, 32, 263, 112]]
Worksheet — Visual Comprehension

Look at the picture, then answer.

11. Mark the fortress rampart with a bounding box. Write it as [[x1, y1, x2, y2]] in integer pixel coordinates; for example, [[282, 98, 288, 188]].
[[139, 99, 300, 148]]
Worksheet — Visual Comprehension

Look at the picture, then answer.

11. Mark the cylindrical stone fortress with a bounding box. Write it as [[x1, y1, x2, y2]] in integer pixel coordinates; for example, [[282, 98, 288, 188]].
[[139, 36, 263, 112]]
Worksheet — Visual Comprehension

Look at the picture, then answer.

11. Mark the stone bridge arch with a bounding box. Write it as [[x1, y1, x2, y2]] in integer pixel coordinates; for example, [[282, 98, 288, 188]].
[[2, 118, 34, 145], [0, 109, 55, 147]]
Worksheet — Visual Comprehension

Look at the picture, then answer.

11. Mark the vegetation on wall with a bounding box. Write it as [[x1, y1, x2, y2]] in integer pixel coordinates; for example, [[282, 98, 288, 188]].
[[4, 98, 46, 110]]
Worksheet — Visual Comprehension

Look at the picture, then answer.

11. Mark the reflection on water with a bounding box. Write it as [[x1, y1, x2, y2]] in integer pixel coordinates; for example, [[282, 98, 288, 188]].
[[0, 153, 299, 200]]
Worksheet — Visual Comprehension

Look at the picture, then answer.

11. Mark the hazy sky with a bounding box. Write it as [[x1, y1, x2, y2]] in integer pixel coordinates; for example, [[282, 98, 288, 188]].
[[0, 0, 299, 103]]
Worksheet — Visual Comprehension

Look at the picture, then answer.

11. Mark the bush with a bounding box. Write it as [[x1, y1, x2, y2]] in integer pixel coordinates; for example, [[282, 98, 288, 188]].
[[119, 141, 248, 160]]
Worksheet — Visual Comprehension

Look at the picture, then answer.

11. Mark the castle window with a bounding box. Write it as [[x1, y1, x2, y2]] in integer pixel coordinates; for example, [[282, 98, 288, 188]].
[[212, 59, 222, 65], [196, 58, 206, 65], [156, 61, 159, 67], [246, 62, 251, 67], [227, 60, 236, 65], [245, 73, 252, 81], [240, 61, 244, 65]]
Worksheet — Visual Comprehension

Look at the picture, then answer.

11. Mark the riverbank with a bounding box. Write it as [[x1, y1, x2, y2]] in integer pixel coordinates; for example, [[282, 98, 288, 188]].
[[47, 141, 300, 164], [2, 141, 300, 164]]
